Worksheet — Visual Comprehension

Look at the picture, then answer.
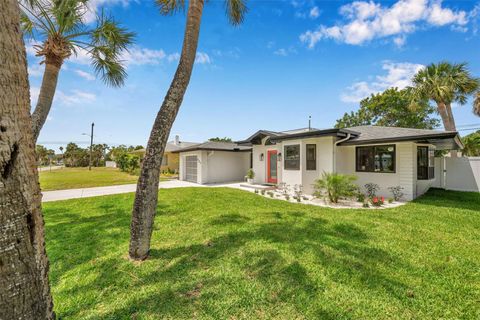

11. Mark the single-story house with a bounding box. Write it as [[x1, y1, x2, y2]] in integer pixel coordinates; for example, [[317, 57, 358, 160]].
[[235, 126, 462, 200], [134, 135, 198, 173], [173, 141, 252, 184]]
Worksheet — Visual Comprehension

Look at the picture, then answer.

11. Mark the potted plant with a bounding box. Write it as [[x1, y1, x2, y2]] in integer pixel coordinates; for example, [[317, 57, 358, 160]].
[[245, 169, 255, 184]]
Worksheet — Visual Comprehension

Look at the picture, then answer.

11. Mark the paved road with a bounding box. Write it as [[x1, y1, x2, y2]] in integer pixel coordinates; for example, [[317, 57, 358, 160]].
[[41, 180, 251, 202]]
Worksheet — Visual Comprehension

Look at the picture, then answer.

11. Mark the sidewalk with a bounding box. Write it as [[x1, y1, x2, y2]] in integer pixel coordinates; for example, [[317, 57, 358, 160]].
[[41, 180, 251, 202]]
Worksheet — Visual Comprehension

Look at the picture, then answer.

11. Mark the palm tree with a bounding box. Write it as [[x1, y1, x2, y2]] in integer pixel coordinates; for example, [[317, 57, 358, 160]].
[[129, 0, 247, 261], [20, 0, 135, 142], [1, 0, 54, 317], [411, 62, 479, 132], [461, 131, 480, 156], [474, 91, 480, 117]]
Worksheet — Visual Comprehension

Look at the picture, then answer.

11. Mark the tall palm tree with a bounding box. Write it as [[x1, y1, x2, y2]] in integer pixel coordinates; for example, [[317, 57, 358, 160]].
[[411, 62, 479, 132], [21, 0, 135, 142], [0, 0, 54, 317], [129, 0, 247, 261]]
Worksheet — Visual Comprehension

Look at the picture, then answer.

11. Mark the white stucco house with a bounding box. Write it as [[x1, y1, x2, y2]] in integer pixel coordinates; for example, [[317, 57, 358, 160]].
[[173, 141, 252, 184], [176, 126, 463, 200]]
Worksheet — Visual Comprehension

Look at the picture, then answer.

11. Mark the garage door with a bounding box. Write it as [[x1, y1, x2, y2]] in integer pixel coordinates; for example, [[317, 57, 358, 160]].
[[185, 156, 198, 183]]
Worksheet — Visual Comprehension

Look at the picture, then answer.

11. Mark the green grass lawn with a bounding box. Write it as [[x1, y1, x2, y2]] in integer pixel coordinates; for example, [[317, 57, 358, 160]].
[[43, 188, 480, 319], [39, 167, 139, 191]]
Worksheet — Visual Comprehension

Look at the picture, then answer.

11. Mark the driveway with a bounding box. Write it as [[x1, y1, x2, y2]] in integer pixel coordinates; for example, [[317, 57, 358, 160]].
[[41, 180, 253, 202]]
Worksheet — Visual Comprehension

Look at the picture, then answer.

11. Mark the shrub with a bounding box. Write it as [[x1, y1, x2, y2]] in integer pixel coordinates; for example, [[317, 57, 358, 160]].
[[356, 192, 365, 203], [388, 198, 394, 204], [260, 189, 266, 196], [371, 196, 385, 207], [268, 191, 274, 198], [117, 153, 140, 174], [364, 183, 380, 198], [284, 194, 290, 201], [362, 201, 370, 208], [388, 186, 404, 201], [254, 189, 259, 194], [246, 169, 255, 179], [313, 172, 357, 203]]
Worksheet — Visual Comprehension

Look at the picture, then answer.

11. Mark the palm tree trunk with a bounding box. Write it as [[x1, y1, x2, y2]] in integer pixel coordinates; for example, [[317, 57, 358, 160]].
[[437, 102, 454, 131], [31, 60, 61, 142], [129, 0, 204, 261], [445, 103, 457, 131], [0, 0, 54, 318]]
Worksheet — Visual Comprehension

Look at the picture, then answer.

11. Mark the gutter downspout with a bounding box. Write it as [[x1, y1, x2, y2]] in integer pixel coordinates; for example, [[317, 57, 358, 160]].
[[333, 133, 351, 173]]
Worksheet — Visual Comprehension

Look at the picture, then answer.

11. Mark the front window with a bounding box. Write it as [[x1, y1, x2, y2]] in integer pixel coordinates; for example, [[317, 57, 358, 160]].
[[284, 145, 300, 170], [417, 146, 435, 180], [356, 145, 395, 173], [306, 144, 316, 170]]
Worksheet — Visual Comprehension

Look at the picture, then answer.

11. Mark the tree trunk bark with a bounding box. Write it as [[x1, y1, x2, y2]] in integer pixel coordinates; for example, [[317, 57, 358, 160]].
[[31, 61, 61, 142], [445, 103, 457, 131], [0, 0, 54, 318], [129, 0, 204, 260], [437, 101, 454, 131]]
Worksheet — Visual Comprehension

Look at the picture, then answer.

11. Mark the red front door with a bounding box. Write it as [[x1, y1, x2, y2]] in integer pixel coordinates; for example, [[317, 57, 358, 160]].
[[267, 150, 278, 184]]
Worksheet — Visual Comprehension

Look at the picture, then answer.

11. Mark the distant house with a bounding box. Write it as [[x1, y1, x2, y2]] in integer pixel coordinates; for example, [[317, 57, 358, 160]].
[[135, 135, 198, 173], [175, 126, 463, 200]]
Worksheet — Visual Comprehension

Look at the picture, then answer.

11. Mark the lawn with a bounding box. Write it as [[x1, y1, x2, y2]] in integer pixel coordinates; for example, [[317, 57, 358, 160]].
[[43, 188, 480, 319], [39, 167, 140, 191]]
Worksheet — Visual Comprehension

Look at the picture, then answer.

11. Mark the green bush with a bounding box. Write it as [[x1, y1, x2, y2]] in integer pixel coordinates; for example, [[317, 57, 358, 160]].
[[117, 153, 140, 174], [313, 172, 357, 203]]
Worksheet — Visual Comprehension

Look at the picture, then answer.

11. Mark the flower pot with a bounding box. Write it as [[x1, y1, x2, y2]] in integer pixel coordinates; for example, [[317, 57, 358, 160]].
[[247, 178, 254, 184]]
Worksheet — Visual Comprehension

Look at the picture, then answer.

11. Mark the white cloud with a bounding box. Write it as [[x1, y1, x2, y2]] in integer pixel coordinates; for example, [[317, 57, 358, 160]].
[[393, 35, 407, 47], [195, 52, 211, 64], [28, 64, 44, 77], [30, 86, 40, 106], [121, 47, 166, 66], [74, 69, 95, 81], [56, 90, 96, 105], [300, 0, 469, 47], [341, 61, 424, 103], [82, 0, 132, 24], [167, 52, 180, 62], [309, 6, 320, 19], [273, 47, 297, 56]]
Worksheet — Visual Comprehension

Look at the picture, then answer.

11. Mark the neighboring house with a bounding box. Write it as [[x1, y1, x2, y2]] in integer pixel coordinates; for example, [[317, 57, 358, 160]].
[[177, 126, 462, 200], [135, 135, 198, 173], [173, 141, 252, 184]]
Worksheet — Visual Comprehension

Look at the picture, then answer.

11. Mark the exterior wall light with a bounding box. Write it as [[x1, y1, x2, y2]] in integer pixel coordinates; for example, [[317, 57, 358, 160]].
[[278, 153, 282, 162], [260, 153, 264, 161]]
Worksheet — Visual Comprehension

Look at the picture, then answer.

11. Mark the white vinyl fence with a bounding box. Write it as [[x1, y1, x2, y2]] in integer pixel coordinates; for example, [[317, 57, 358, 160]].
[[434, 157, 480, 192]]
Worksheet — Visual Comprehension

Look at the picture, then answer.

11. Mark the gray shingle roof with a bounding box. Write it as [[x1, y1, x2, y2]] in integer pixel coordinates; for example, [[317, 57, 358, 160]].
[[164, 141, 198, 152], [341, 126, 458, 144], [172, 141, 252, 153]]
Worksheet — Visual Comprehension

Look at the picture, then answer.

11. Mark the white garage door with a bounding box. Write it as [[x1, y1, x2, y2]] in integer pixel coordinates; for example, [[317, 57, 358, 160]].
[[185, 156, 198, 183]]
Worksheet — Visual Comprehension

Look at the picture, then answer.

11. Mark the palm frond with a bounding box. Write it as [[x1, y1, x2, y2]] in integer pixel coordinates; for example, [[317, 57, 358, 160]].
[[92, 11, 135, 51], [52, 0, 87, 34], [91, 46, 127, 87], [225, 0, 248, 26], [155, 0, 185, 15], [474, 91, 480, 117], [20, 11, 35, 38]]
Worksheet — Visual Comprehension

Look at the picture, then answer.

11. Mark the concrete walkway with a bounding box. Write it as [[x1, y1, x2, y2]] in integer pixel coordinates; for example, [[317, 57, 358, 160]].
[[41, 180, 251, 202]]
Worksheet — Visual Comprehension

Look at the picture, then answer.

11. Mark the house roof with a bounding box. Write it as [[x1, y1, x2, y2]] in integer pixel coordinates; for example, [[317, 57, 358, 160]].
[[238, 125, 463, 150], [340, 126, 463, 149], [134, 141, 199, 154], [236, 128, 356, 145], [172, 141, 252, 153]]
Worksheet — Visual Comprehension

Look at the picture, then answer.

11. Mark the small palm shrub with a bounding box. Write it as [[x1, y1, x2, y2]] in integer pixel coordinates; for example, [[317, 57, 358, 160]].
[[246, 169, 255, 179], [314, 172, 357, 203], [364, 183, 380, 198]]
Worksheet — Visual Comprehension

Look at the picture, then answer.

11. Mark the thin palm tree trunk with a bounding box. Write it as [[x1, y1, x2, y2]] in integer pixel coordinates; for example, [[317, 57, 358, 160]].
[[31, 61, 61, 142], [0, 0, 54, 318], [445, 103, 457, 131], [129, 0, 204, 260], [437, 102, 453, 131]]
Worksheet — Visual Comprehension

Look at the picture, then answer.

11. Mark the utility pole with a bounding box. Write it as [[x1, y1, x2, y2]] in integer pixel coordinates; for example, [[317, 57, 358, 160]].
[[89, 122, 94, 171]]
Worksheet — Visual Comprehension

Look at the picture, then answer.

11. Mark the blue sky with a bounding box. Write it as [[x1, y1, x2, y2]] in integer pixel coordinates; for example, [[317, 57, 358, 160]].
[[27, 0, 480, 151]]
